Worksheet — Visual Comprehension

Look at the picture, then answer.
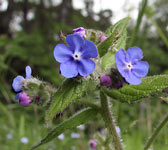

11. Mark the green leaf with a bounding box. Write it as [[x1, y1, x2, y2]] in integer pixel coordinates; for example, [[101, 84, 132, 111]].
[[45, 79, 89, 122], [98, 17, 130, 57], [101, 52, 116, 71], [105, 17, 130, 36], [104, 75, 168, 103], [98, 28, 117, 57], [31, 108, 98, 149], [100, 17, 130, 70]]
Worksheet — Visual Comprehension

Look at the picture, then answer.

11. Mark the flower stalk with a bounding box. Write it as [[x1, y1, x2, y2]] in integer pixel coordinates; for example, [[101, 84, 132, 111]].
[[144, 112, 168, 150], [100, 89, 123, 150], [130, 0, 148, 47]]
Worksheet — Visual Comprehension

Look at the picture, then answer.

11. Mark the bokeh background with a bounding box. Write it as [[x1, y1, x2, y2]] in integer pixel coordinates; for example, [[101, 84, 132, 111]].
[[0, 0, 168, 150]]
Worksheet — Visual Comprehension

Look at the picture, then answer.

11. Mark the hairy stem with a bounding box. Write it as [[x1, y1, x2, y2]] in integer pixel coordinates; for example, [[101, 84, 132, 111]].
[[130, 0, 148, 47], [100, 90, 123, 150], [144, 112, 168, 150]]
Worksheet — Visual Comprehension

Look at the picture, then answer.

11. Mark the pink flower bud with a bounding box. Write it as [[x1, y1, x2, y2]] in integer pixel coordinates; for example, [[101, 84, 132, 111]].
[[19, 92, 31, 107], [90, 140, 97, 148], [100, 35, 107, 42], [100, 75, 112, 87], [73, 27, 86, 38]]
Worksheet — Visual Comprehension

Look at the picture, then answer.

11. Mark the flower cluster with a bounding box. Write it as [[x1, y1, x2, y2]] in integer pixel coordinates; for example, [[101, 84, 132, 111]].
[[12, 27, 150, 106], [12, 66, 32, 106], [54, 27, 149, 85]]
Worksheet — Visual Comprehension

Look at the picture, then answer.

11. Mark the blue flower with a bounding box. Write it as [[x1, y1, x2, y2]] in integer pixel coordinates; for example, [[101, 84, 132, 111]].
[[12, 66, 31, 92], [54, 34, 98, 78], [115, 47, 149, 85]]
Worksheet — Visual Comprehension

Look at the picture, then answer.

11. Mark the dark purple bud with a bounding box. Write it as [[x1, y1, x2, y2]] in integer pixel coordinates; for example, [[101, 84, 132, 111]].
[[90, 140, 97, 148], [19, 92, 31, 107], [35, 95, 40, 102], [73, 27, 86, 38], [100, 75, 112, 87], [114, 81, 123, 89], [100, 35, 107, 42]]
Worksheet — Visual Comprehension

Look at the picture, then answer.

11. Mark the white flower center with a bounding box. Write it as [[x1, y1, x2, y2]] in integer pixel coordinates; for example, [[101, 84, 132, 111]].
[[73, 52, 81, 60], [126, 62, 133, 70]]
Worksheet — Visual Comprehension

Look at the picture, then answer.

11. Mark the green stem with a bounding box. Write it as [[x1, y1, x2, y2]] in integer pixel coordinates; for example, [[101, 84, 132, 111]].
[[100, 90, 123, 150], [130, 0, 148, 47], [144, 112, 168, 150], [151, 18, 168, 48]]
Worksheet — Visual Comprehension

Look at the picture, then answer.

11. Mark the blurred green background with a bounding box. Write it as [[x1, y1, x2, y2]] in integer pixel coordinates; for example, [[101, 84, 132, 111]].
[[0, 0, 168, 149]]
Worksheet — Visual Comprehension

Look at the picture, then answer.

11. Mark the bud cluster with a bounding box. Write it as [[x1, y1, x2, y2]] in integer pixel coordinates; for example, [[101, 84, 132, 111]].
[[12, 66, 56, 107]]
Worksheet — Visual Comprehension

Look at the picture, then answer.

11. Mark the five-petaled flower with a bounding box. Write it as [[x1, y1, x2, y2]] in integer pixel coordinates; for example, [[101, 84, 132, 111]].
[[12, 66, 32, 106], [54, 34, 98, 78], [115, 47, 149, 85]]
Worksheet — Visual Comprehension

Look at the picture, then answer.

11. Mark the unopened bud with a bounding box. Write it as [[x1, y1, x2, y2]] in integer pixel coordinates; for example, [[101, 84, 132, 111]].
[[114, 80, 123, 89], [73, 27, 86, 38], [90, 140, 97, 148], [100, 75, 112, 87], [35, 95, 40, 101], [19, 92, 31, 107], [100, 35, 107, 42]]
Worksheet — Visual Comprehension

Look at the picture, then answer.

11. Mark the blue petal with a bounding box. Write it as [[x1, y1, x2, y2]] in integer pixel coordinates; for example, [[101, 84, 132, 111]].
[[54, 44, 73, 63], [15, 93, 20, 100], [25, 66, 32, 79], [124, 71, 142, 85], [115, 49, 126, 66], [66, 34, 84, 52], [60, 61, 78, 78], [115, 49, 127, 77], [12, 76, 25, 92], [81, 40, 98, 59], [132, 61, 149, 77], [78, 59, 96, 76], [126, 47, 143, 63]]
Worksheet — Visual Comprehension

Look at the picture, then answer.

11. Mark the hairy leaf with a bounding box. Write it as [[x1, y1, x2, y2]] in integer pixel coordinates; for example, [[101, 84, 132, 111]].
[[31, 108, 98, 149], [101, 52, 116, 71], [98, 17, 130, 57], [45, 79, 89, 122], [104, 75, 168, 103], [98, 30, 117, 57], [101, 17, 130, 70]]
